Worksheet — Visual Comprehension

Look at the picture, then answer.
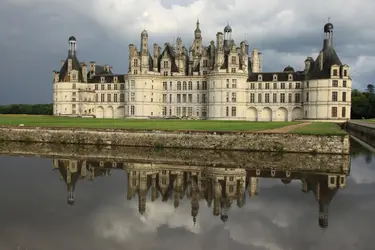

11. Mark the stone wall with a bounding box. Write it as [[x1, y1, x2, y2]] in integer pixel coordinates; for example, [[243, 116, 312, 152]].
[[0, 142, 350, 172], [346, 122, 375, 148], [0, 126, 350, 154]]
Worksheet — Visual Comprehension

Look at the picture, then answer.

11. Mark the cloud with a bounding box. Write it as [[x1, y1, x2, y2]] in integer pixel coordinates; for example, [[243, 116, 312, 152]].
[[1, 0, 375, 104]]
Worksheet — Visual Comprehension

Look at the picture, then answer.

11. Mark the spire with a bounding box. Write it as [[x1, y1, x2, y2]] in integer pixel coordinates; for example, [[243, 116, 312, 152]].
[[68, 36, 76, 57], [194, 19, 201, 39]]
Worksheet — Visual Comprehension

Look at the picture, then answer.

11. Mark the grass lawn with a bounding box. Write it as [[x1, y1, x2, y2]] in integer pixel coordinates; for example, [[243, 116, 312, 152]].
[[0, 115, 301, 132], [290, 122, 347, 135], [368, 119, 375, 123]]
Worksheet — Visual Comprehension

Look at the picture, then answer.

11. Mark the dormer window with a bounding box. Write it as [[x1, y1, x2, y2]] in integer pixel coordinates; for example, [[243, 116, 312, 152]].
[[114, 76, 118, 83], [163, 61, 169, 68], [343, 69, 347, 76], [288, 74, 293, 81], [100, 77, 105, 83], [333, 69, 338, 76], [258, 75, 262, 81], [273, 74, 278, 81]]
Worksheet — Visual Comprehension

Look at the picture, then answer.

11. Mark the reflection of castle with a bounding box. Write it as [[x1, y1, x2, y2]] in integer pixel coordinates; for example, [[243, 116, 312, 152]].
[[53, 159, 347, 228]]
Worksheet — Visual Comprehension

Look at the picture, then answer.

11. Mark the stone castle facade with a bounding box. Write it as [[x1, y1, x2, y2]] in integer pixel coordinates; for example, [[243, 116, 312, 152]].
[[53, 21, 352, 121]]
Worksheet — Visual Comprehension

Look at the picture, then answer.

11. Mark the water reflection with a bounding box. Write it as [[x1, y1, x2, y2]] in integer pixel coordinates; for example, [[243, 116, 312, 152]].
[[0, 141, 374, 250], [54, 153, 349, 229]]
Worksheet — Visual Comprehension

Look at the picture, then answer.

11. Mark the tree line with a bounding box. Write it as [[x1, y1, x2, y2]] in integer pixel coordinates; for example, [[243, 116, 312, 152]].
[[0, 104, 53, 115], [351, 84, 375, 119], [0, 85, 374, 118]]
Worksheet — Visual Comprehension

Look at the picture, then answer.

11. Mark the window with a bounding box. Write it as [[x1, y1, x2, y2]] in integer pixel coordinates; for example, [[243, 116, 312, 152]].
[[177, 81, 181, 90], [231, 56, 236, 64], [295, 82, 300, 89], [232, 93, 236, 102], [332, 80, 338, 87], [265, 93, 270, 103], [134, 59, 138, 67], [273, 82, 277, 89], [182, 94, 187, 103], [280, 93, 285, 103], [163, 94, 167, 103], [163, 61, 168, 68], [342, 107, 346, 117], [202, 81, 207, 90], [196, 107, 199, 117], [226, 92, 229, 102], [162, 107, 167, 116], [331, 107, 337, 117], [182, 107, 186, 116], [202, 107, 207, 117], [231, 68, 236, 73], [101, 84, 105, 90], [169, 94, 172, 103], [343, 80, 347, 87], [273, 93, 277, 103], [114, 94, 118, 102], [333, 69, 338, 76], [258, 93, 262, 103], [95, 84, 98, 90], [203, 60, 208, 67], [120, 94, 124, 102], [202, 94, 206, 103], [265, 83, 270, 89], [188, 107, 192, 116], [332, 92, 338, 101], [131, 93, 135, 102], [177, 94, 181, 103], [258, 75, 262, 81], [176, 107, 181, 116], [163, 82, 167, 90], [258, 82, 262, 89], [231, 107, 236, 116], [188, 94, 192, 103], [95, 94, 98, 102], [344, 70, 347, 76], [227, 79, 230, 88], [251, 83, 255, 89], [72, 83, 76, 89], [250, 93, 255, 103], [281, 83, 285, 89], [306, 92, 309, 102], [197, 94, 200, 103], [306, 81, 309, 88], [107, 84, 111, 90], [232, 79, 237, 88], [114, 84, 118, 90], [131, 105, 135, 115], [197, 81, 200, 90], [107, 94, 111, 102], [133, 70, 138, 74], [226, 107, 229, 116], [288, 93, 292, 103], [295, 93, 300, 103], [120, 84, 124, 90], [342, 92, 347, 102], [188, 81, 193, 90]]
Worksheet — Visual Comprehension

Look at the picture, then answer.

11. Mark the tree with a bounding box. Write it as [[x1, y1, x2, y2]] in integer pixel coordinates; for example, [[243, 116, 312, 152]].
[[367, 84, 374, 94]]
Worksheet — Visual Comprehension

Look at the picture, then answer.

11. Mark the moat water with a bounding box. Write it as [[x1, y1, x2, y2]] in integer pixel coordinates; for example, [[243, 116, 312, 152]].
[[0, 139, 374, 250]]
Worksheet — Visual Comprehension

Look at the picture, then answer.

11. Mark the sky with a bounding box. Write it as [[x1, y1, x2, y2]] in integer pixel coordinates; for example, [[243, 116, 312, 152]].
[[0, 0, 374, 104], [0, 144, 374, 250]]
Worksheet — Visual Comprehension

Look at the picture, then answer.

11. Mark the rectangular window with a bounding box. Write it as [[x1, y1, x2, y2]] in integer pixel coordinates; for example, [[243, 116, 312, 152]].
[[265, 83, 270, 89], [188, 81, 193, 90], [344, 70, 347, 76], [101, 84, 105, 90], [295, 82, 300, 89], [95, 94, 98, 102], [183, 81, 187, 90], [332, 92, 338, 101], [131, 93, 135, 102], [177, 94, 181, 103], [163, 94, 167, 103], [101, 94, 105, 102], [289, 82, 292, 89], [131, 105, 135, 115], [120, 84, 124, 90], [231, 107, 236, 116], [250, 93, 255, 103], [202, 94, 206, 103], [188, 107, 193, 116], [251, 83, 255, 89], [232, 92, 236, 102], [232, 79, 237, 88], [226, 92, 229, 102], [120, 94, 124, 102], [273, 93, 277, 103], [258, 93, 262, 103], [188, 94, 193, 103], [306, 92, 309, 102], [231, 56, 236, 64], [197, 94, 200, 103], [182, 94, 187, 103], [226, 79, 230, 88], [288, 93, 292, 103], [280, 93, 285, 103], [163, 82, 167, 90], [295, 93, 300, 103], [281, 83, 285, 89], [107, 94, 111, 102], [342, 107, 346, 117], [265, 93, 270, 103], [176, 107, 181, 116], [332, 107, 337, 117], [177, 82, 181, 90], [273, 82, 277, 89], [95, 84, 98, 90], [197, 81, 200, 90], [343, 80, 347, 87], [114, 94, 118, 102], [342, 92, 347, 102], [332, 80, 338, 87], [226, 107, 229, 116], [107, 84, 111, 90], [258, 82, 262, 89]]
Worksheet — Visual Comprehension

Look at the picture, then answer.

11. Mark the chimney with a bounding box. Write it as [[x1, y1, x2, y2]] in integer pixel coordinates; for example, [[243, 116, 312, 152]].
[[68, 58, 72, 71]]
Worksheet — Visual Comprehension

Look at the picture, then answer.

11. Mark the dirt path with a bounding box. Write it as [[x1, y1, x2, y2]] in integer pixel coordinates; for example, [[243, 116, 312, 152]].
[[257, 122, 312, 133]]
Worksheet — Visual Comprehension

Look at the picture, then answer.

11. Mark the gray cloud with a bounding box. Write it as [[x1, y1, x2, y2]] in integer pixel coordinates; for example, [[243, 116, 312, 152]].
[[0, 0, 374, 104]]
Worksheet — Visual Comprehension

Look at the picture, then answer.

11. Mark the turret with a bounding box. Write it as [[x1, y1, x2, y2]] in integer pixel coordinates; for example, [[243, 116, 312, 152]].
[[68, 36, 76, 57], [140, 30, 149, 73]]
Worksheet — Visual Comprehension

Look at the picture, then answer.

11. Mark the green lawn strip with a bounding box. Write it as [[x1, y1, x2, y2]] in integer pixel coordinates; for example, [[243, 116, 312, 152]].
[[367, 119, 375, 122], [0, 115, 300, 132], [290, 122, 347, 135]]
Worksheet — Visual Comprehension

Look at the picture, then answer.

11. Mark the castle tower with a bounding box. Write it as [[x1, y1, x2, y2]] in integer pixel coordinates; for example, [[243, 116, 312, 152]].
[[223, 24, 232, 53], [140, 30, 149, 74]]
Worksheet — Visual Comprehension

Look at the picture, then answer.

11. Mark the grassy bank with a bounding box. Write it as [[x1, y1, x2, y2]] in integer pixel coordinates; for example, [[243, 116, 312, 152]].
[[291, 122, 347, 135], [0, 115, 300, 132]]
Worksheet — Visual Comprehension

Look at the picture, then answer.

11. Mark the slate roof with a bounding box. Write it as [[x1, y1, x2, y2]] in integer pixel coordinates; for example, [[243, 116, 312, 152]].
[[58, 54, 84, 82], [305, 40, 342, 80], [158, 43, 179, 73], [248, 70, 305, 82]]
